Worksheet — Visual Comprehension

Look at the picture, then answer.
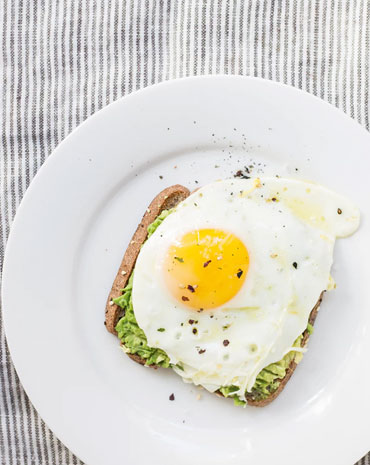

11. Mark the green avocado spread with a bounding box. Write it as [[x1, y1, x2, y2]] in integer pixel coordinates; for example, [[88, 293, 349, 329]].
[[114, 210, 172, 367], [114, 209, 311, 404], [219, 335, 304, 405]]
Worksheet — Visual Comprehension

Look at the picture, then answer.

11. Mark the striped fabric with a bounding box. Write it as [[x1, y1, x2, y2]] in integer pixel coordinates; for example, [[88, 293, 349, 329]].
[[0, 1, 369, 464]]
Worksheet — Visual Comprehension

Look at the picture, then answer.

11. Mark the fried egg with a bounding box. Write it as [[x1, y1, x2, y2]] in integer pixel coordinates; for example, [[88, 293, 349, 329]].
[[132, 178, 360, 400]]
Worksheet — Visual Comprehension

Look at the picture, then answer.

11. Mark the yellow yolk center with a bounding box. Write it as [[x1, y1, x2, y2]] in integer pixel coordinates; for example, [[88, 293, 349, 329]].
[[164, 229, 249, 310]]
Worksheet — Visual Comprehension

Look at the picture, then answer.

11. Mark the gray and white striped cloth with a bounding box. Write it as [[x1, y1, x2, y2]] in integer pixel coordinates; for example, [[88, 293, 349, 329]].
[[1, 1, 369, 464]]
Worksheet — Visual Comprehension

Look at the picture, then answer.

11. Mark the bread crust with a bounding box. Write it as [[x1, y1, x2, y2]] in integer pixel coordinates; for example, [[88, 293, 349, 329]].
[[105, 185, 325, 406], [105, 184, 190, 334]]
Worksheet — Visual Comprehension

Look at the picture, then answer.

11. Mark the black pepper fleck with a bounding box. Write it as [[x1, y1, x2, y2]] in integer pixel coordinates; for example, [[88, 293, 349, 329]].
[[236, 269, 243, 278], [187, 284, 196, 293], [192, 328, 198, 335], [292, 262, 298, 269], [234, 167, 250, 179], [223, 339, 230, 346], [337, 208, 342, 215], [182, 296, 190, 301], [169, 393, 175, 401], [203, 260, 212, 267]]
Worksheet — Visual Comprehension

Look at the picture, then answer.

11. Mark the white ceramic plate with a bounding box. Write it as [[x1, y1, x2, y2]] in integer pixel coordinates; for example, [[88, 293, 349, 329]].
[[3, 76, 370, 465]]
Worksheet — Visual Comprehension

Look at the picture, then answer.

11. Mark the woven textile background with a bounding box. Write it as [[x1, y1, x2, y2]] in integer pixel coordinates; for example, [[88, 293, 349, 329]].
[[1, 1, 369, 464]]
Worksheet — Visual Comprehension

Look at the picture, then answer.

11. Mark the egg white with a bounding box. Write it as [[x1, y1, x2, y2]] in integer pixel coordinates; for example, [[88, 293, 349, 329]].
[[132, 178, 360, 400]]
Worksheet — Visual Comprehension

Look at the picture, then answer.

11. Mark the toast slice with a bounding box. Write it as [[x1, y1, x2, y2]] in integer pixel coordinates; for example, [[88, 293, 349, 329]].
[[105, 184, 324, 405]]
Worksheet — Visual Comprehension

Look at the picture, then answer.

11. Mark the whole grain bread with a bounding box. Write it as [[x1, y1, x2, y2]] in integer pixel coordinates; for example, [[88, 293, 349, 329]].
[[105, 184, 324, 405]]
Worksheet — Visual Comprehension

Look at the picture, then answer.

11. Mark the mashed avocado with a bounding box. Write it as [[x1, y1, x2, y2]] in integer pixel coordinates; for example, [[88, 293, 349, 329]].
[[219, 335, 304, 405], [114, 209, 310, 403], [114, 209, 172, 367], [114, 273, 170, 366]]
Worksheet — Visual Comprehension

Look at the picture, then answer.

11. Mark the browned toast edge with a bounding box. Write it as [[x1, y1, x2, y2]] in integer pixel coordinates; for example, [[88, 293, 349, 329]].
[[105, 184, 190, 335]]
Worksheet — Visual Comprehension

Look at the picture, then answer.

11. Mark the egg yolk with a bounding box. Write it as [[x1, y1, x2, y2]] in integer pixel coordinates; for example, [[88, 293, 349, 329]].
[[164, 229, 249, 310]]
